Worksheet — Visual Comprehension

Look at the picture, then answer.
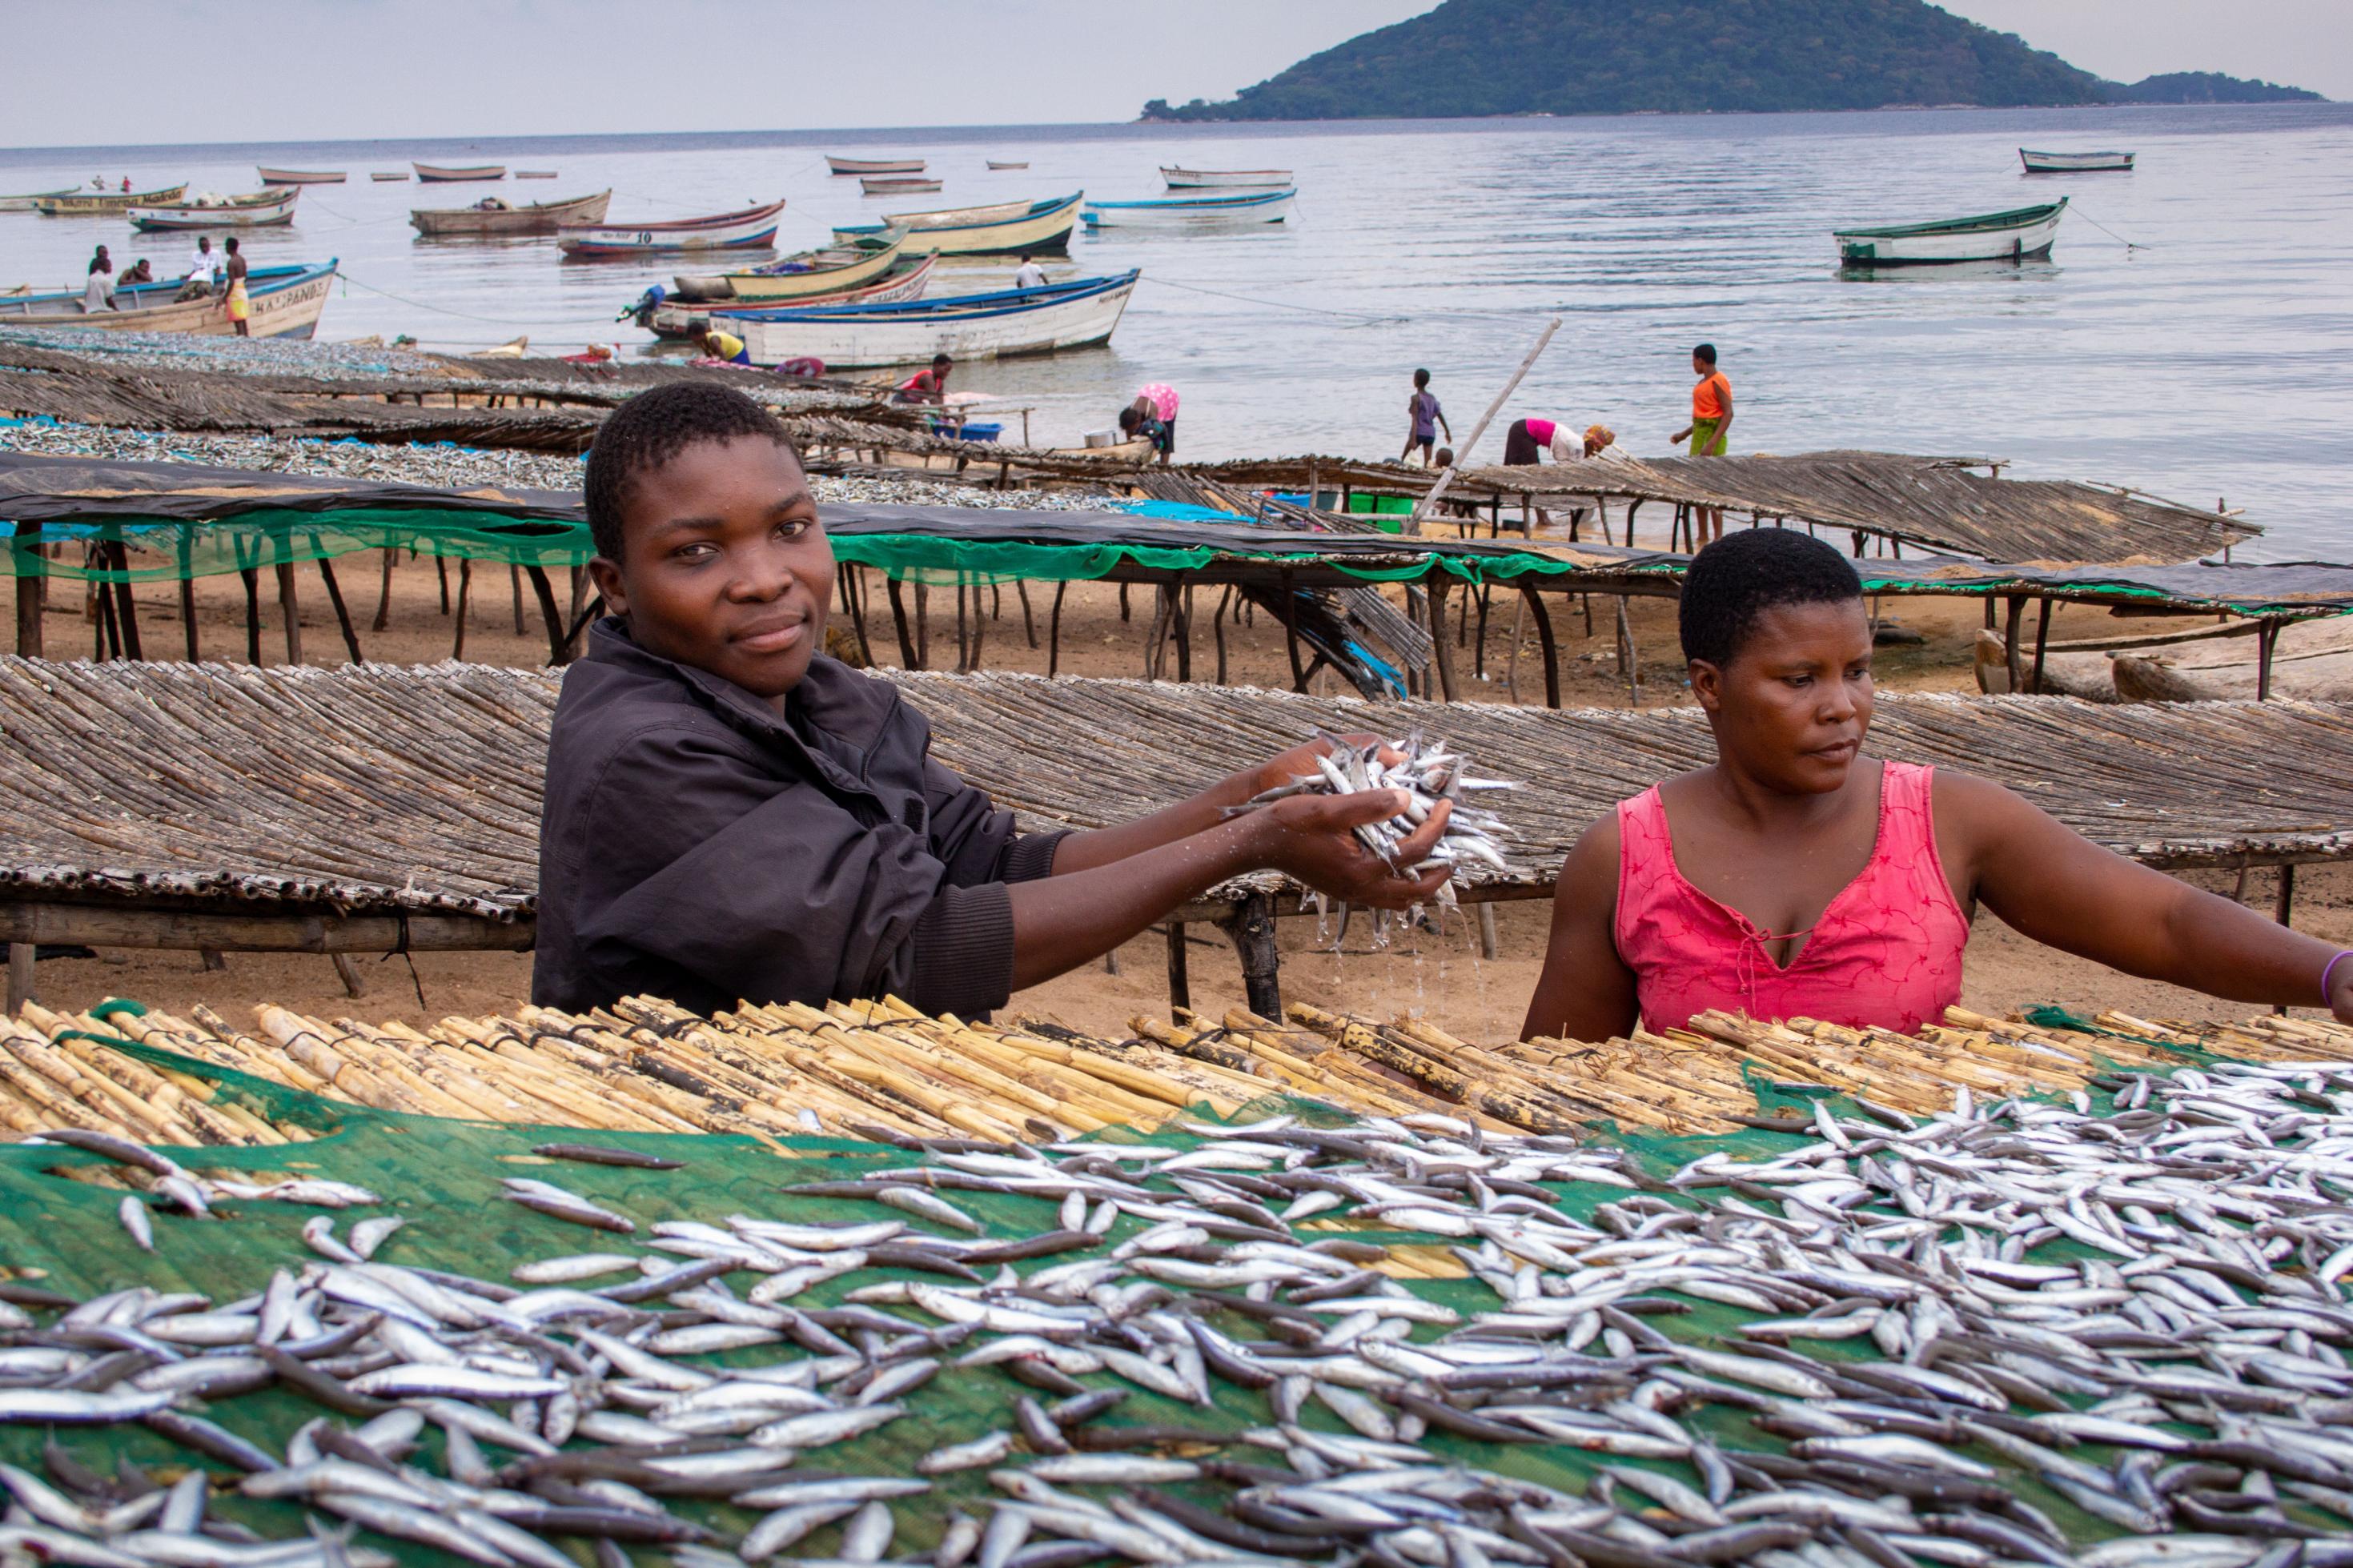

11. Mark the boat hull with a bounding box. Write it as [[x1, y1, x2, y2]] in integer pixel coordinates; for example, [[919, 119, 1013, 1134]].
[[35, 186, 188, 215], [2020, 149, 2134, 173], [1160, 166, 1293, 188], [0, 188, 80, 213], [862, 178, 943, 195], [833, 194, 1082, 257], [558, 200, 786, 257], [369, 172, 409, 182], [647, 255, 937, 337], [0, 261, 336, 339], [828, 156, 925, 175], [1083, 190, 1294, 227], [411, 190, 612, 237], [414, 164, 507, 182], [731, 271, 1136, 368], [130, 190, 300, 231], [257, 167, 345, 184], [986, 162, 1029, 170], [673, 237, 906, 303], [1835, 200, 2066, 265]]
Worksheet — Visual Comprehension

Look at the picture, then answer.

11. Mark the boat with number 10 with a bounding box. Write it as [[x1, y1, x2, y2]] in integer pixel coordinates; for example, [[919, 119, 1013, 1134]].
[[720, 270, 1138, 368], [557, 199, 785, 257]]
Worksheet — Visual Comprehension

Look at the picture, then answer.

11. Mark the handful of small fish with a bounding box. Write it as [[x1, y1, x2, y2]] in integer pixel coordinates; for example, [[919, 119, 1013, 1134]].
[[1228, 731, 1517, 903], [6, 1053, 2353, 1568]]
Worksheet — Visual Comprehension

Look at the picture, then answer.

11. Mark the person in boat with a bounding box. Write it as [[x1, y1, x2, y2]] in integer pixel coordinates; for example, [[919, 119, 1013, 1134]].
[[221, 238, 251, 338], [182, 235, 221, 296], [118, 259, 153, 288], [1521, 528, 2353, 1042], [532, 381, 1452, 1017], [82, 247, 115, 313], [1670, 343, 1732, 545], [896, 353, 953, 407], [1399, 368, 1452, 468], [1014, 253, 1047, 291], [693, 324, 751, 367]]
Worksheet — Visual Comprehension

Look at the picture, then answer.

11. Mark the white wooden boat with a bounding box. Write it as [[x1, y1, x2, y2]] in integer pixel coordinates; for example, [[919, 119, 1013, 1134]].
[[861, 176, 943, 195], [727, 270, 1138, 369], [35, 185, 187, 215], [832, 193, 1082, 256], [0, 259, 337, 338], [2020, 149, 2134, 174], [986, 161, 1028, 170], [1834, 199, 2066, 266], [411, 190, 611, 238], [828, 155, 925, 176], [1160, 166, 1293, 189], [0, 187, 79, 213], [1082, 188, 1294, 229], [256, 166, 345, 184], [413, 163, 506, 182], [129, 189, 300, 231], [671, 235, 905, 303], [557, 199, 785, 257], [2114, 618, 2353, 703], [641, 255, 937, 337], [369, 172, 410, 182]]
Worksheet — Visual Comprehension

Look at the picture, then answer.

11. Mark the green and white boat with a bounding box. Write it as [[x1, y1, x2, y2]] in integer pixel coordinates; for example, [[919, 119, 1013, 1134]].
[[1835, 199, 2066, 267]]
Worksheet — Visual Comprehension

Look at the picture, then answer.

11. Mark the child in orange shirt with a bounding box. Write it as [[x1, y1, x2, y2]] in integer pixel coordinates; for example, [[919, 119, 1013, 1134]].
[[1671, 343, 1733, 544]]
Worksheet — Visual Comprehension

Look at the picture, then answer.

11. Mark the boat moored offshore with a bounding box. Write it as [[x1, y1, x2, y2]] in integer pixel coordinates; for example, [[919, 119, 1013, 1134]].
[[718, 270, 1138, 368], [1082, 188, 1295, 229], [1833, 199, 2067, 266], [2020, 149, 2135, 174]]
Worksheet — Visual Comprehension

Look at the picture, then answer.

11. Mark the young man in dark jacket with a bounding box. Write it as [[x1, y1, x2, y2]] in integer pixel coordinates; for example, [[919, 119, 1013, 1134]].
[[533, 383, 1452, 1017]]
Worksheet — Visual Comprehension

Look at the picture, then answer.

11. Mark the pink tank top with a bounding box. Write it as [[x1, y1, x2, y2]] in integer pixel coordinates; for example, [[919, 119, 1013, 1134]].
[[1613, 762, 1968, 1035], [1523, 417, 1557, 447]]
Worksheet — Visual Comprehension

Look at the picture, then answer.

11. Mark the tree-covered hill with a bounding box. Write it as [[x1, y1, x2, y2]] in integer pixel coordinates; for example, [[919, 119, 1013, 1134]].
[[1141, 0, 2323, 121]]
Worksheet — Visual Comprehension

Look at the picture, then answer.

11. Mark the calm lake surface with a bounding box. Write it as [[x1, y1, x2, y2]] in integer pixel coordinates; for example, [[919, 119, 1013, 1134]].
[[4, 105, 2350, 556]]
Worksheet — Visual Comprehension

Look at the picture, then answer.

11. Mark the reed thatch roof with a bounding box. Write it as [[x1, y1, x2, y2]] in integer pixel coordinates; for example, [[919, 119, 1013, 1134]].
[[2, 658, 2350, 930]]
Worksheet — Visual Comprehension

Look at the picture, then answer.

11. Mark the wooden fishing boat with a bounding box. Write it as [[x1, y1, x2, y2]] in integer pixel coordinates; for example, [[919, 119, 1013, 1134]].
[[725, 269, 1138, 369], [129, 189, 301, 231], [986, 160, 1029, 170], [1082, 187, 1295, 228], [413, 162, 506, 182], [410, 189, 611, 238], [1834, 199, 2066, 266], [515, 170, 559, 179], [556, 199, 785, 257], [0, 187, 79, 213], [34, 185, 187, 216], [0, 259, 337, 338], [861, 176, 944, 195], [670, 235, 905, 303], [828, 155, 925, 176], [640, 255, 938, 338], [1160, 166, 1293, 188], [369, 172, 409, 182], [832, 193, 1082, 257], [2020, 149, 2134, 174], [2113, 619, 2353, 704], [256, 166, 344, 184]]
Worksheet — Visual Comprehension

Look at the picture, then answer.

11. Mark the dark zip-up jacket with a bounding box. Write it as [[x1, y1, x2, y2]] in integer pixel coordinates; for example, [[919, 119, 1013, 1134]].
[[532, 620, 1064, 1017]]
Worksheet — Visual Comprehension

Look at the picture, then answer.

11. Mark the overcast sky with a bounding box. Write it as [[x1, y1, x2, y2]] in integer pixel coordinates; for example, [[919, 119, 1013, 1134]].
[[0, 1, 2339, 147]]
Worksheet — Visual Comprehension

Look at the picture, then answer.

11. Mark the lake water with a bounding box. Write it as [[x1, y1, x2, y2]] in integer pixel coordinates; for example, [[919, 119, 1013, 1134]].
[[3, 105, 2350, 557]]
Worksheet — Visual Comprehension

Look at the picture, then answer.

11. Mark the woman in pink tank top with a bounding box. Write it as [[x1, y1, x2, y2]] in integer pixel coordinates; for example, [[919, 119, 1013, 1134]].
[[1524, 530, 2353, 1041]]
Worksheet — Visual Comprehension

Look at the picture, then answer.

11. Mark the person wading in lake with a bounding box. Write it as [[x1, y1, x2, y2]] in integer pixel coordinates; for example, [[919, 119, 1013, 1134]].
[[1399, 368, 1452, 467], [1670, 343, 1732, 544], [221, 237, 251, 337], [1522, 529, 2353, 1042]]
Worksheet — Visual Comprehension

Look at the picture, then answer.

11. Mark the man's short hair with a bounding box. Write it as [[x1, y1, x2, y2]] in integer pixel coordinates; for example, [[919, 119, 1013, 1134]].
[[1693, 343, 1717, 366], [1678, 527, 1861, 668], [584, 382, 798, 563]]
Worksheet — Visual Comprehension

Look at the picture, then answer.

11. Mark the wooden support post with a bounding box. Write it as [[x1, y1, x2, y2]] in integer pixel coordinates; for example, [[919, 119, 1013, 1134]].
[[1164, 921, 1191, 1016], [274, 559, 303, 666], [2029, 597, 2053, 695], [1427, 577, 1460, 701], [199, 948, 227, 972], [885, 575, 918, 669], [1278, 571, 1307, 692], [436, 554, 450, 615], [954, 584, 970, 673], [1476, 902, 1500, 960], [1615, 597, 1640, 706], [1473, 584, 1492, 680], [240, 568, 262, 664], [12, 522, 42, 658], [179, 569, 200, 662], [1018, 581, 1038, 649], [331, 952, 366, 1000], [2002, 595, 2026, 694], [524, 565, 568, 666], [915, 582, 931, 669], [1145, 586, 1171, 679], [1220, 892, 1282, 1019], [94, 571, 118, 660], [2275, 862, 2297, 927], [374, 547, 395, 633], [1983, 597, 1996, 631], [5, 942, 30, 1013], [317, 556, 363, 664], [1049, 582, 1066, 677], [1176, 584, 1193, 682], [451, 558, 472, 660], [2259, 621, 2280, 700], [967, 583, 986, 672], [1119, 583, 1130, 623], [1214, 585, 1232, 684], [1521, 586, 1560, 709], [106, 543, 143, 661]]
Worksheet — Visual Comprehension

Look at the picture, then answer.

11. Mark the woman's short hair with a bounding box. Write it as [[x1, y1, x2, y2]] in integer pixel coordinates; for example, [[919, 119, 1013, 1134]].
[[1679, 527, 1862, 667]]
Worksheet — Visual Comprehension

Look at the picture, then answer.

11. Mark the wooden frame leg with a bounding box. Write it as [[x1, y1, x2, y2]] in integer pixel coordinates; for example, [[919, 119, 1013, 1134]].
[[1219, 893, 1281, 1020], [1165, 921, 1190, 1016]]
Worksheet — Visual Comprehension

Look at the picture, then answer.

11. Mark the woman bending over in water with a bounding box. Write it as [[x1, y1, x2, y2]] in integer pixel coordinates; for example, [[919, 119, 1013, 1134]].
[[1524, 527, 2353, 1041]]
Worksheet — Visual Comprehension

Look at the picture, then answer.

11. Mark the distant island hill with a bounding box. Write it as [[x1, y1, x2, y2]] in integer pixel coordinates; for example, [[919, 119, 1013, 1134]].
[[1142, 0, 2323, 121]]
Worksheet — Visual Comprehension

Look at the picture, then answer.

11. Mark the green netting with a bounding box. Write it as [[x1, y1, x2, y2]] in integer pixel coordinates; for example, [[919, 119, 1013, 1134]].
[[5, 511, 594, 580]]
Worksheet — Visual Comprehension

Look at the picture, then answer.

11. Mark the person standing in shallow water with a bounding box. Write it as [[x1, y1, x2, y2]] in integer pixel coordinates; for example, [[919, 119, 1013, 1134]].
[[1399, 368, 1452, 467], [1671, 343, 1732, 544]]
